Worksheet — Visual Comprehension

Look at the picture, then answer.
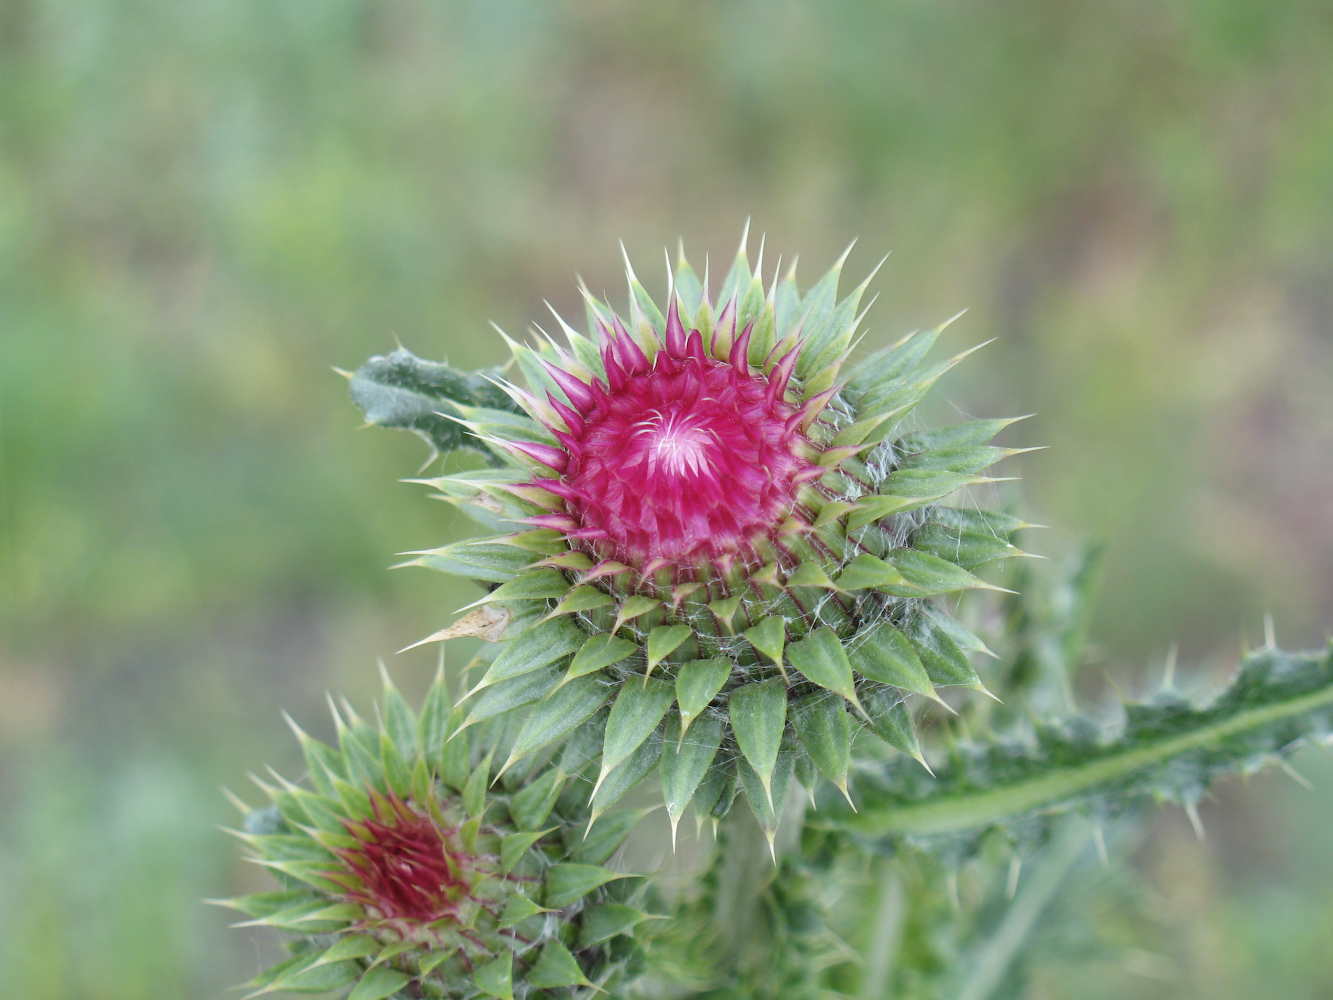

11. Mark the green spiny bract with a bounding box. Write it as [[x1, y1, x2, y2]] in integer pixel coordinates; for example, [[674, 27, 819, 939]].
[[215, 666, 654, 999], [350, 231, 1038, 846]]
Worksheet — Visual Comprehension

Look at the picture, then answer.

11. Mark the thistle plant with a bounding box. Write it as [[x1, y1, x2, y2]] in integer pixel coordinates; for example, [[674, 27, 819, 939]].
[[221, 231, 1333, 1000], [351, 232, 1030, 850]]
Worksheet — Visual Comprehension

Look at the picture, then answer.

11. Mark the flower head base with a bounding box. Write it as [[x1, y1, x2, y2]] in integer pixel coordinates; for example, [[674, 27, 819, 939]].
[[352, 229, 1039, 848], [218, 668, 651, 999]]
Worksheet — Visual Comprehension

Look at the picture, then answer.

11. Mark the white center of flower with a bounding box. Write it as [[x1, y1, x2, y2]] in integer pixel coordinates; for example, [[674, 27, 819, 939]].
[[633, 410, 718, 478]]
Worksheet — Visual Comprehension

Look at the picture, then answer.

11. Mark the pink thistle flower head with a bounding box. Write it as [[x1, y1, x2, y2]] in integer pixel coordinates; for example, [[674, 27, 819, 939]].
[[354, 228, 1033, 842], [541, 307, 816, 575]]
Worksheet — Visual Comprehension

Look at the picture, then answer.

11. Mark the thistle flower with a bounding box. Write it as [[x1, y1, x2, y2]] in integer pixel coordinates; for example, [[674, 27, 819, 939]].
[[355, 229, 1037, 847], [215, 667, 653, 999]]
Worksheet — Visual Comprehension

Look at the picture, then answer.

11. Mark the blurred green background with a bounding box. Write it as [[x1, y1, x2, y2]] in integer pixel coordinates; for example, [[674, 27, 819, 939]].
[[2, 0, 1331, 996]]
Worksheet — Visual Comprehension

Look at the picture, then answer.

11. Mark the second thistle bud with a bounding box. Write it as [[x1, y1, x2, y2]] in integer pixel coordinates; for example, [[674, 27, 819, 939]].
[[217, 667, 655, 998]]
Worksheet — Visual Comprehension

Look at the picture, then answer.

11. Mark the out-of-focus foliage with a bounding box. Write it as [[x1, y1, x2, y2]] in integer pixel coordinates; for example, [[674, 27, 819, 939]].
[[1, 1, 1331, 997]]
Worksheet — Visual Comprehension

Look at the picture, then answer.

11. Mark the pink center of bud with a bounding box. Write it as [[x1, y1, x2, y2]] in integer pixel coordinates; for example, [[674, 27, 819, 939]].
[[537, 327, 817, 575], [333, 798, 478, 929], [634, 410, 718, 478]]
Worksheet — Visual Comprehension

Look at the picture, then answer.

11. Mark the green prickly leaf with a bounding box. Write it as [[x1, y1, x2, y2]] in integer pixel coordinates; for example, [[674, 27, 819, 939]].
[[896, 444, 1013, 476], [473, 952, 514, 1000], [369, 938, 418, 969], [557, 707, 608, 775], [567, 633, 637, 681], [509, 767, 565, 831], [285, 719, 344, 800], [791, 691, 853, 800], [418, 667, 452, 764], [330, 774, 373, 817], [878, 469, 982, 510], [675, 658, 733, 738], [346, 966, 411, 1000], [452, 402, 550, 444], [847, 621, 935, 697], [847, 325, 941, 392], [785, 561, 837, 590], [461, 664, 561, 730], [498, 892, 547, 929], [774, 266, 801, 334], [922, 603, 994, 658], [911, 519, 1026, 571], [794, 744, 818, 792], [463, 756, 491, 818], [277, 787, 346, 834], [615, 594, 661, 629], [647, 623, 693, 675], [786, 627, 865, 714], [472, 568, 571, 606], [503, 673, 608, 772], [459, 815, 482, 854], [845, 494, 916, 530], [572, 806, 653, 866], [379, 732, 412, 800], [406, 537, 535, 583], [500, 828, 551, 875], [831, 411, 895, 449], [253, 952, 361, 994], [857, 348, 971, 423], [591, 729, 664, 821], [439, 710, 470, 791], [791, 256, 844, 376], [218, 889, 316, 921], [905, 612, 984, 689], [527, 939, 590, 990], [600, 679, 676, 783], [861, 685, 926, 764], [409, 756, 432, 806], [691, 762, 733, 824], [544, 863, 629, 909], [241, 833, 332, 866], [509, 339, 568, 412], [337, 721, 386, 793], [716, 241, 753, 314], [235, 895, 347, 932], [738, 737, 796, 850], [886, 548, 993, 597], [744, 616, 787, 666], [348, 347, 515, 461], [833, 553, 908, 592], [313, 935, 380, 964], [729, 677, 789, 807], [623, 254, 666, 336], [896, 416, 1022, 453], [709, 594, 744, 632], [541, 550, 594, 573], [506, 527, 567, 556], [661, 714, 724, 843], [674, 252, 704, 315], [579, 903, 656, 948], [476, 617, 585, 691], [551, 584, 617, 617]]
